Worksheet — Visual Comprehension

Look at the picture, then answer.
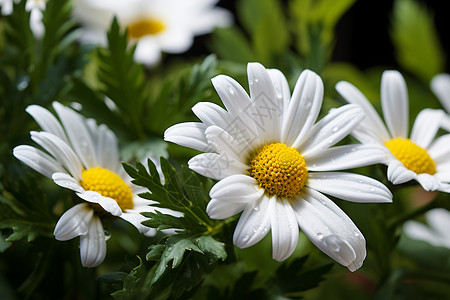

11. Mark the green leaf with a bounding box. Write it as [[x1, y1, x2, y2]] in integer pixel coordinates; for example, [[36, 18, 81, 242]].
[[111, 257, 152, 300], [210, 27, 253, 63], [391, 0, 445, 83], [195, 235, 227, 262]]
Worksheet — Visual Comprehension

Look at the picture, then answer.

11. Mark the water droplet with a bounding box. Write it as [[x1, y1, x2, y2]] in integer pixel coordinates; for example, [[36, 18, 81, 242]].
[[369, 187, 375, 192], [353, 231, 360, 238], [332, 126, 339, 132], [17, 76, 30, 91], [242, 234, 250, 242], [317, 233, 324, 240], [227, 85, 235, 95], [253, 205, 259, 211]]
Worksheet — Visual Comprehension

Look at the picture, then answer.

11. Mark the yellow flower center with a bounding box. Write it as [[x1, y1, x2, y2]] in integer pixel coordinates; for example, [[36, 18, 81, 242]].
[[249, 143, 308, 198], [80, 167, 133, 211], [384, 138, 436, 175], [127, 18, 165, 39]]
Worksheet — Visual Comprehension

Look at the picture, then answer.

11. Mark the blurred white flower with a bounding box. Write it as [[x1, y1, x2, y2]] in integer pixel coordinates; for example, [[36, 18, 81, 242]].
[[404, 208, 450, 249], [0, 0, 46, 37], [431, 73, 450, 131], [72, 0, 232, 65], [337, 71, 450, 192], [13, 102, 180, 267], [165, 62, 392, 271]]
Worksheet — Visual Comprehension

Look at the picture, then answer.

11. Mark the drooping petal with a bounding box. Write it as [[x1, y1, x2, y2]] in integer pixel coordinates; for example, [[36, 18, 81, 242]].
[[305, 144, 389, 171], [410, 109, 445, 149], [207, 175, 264, 219], [52, 172, 85, 193], [54, 203, 94, 241], [26, 105, 68, 144], [307, 172, 392, 203], [300, 104, 364, 155], [387, 160, 417, 184], [233, 195, 274, 249], [282, 70, 323, 148], [13, 145, 65, 178], [188, 153, 248, 180], [271, 198, 299, 261], [79, 215, 107, 268], [164, 122, 210, 152], [52, 102, 97, 169], [76, 190, 122, 217], [335, 81, 390, 142], [381, 70, 409, 139], [292, 188, 366, 272], [31, 131, 83, 180]]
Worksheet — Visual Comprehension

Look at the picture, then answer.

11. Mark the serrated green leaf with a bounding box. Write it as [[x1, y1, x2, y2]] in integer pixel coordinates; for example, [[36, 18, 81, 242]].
[[141, 210, 184, 231], [147, 244, 166, 261], [111, 257, 152, 300], [196, 235, 227, 262], [391, 0, 445, 83]]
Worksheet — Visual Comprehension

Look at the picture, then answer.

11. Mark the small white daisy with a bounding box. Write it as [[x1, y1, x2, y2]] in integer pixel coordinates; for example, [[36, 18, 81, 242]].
[[404, 208, 450, 249], [165, 62, 392, 271], [431, 73, 450, 131], [0, 0, 46, 38], [13, 102, 175, 267], [336, 70, 450, 192], [72, 0, 232, 65]]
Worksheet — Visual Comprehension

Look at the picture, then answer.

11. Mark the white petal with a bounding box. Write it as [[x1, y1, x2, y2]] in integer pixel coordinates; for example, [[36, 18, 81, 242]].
[[271, 198, 299, 261], [292, 188, 366, 272], [164, 122, 210, 152], [205, 125, 251, 162], [233, 196, 274, 249], [307, 172, 392, 203], [54, 203, 93, 241], [410, 109, 444, 149], [192, 102, 232, 128], [79, 215, 107, 268], [52, 102, 97, 168], [207, 175, 264, 219], [133, 38, 161, 66], [431, 73, 450, 113], [120, 210, 155, 236], [416, 173, 442, 191], [76, 190, 122, 217], [335, 81, 390, 142], [381, 71, 409, 138], [282, 70, 323, 148], [426, 208, 450, 239], [387, 160, 417, 184], [211, 74, 252, 119], [428, 134, 450, 164], [26, 105, 68, 143], [247, 62, 282, 142], [300, 104, 364, 155], [188, 153, 247, 180], [91, 122, 121, 173], [13, 145, 64, 178], [52, 172, 85, 193], [31, 131, 83, 180], [305, 144, 389, 171], [267, 68, 290, 111]]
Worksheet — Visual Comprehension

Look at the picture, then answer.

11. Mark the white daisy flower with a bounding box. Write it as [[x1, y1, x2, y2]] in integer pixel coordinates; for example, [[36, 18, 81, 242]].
[[403, 208, 450, 249], [431, 73, 450, 131], [72, 0, 232, 65], [336, 70, 450, 193], [164, 62, 392, 271], [13, 102, 176, 267], [0, 0, 46, 38]]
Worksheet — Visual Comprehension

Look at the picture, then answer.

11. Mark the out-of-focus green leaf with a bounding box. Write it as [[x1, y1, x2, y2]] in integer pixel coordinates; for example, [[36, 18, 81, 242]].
[[210, 27, 253, 63], [391, 0, 445, 83]]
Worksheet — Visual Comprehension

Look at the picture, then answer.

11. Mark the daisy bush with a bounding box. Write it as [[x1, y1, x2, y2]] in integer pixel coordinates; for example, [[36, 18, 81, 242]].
[[1, 0, 450, 299]]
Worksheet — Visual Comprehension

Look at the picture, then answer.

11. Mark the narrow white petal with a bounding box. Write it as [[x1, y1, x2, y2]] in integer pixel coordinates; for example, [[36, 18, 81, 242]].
[[335, 81, 390, 142], [381, 71, 409, 138], [300, 104, 364, 155], [205, 125, 251, 162], [387, 160, 417, 184], [410, 109, 444, 149], [282, 70, 323, 147], [267, 68, 291, 111], [54, 203, 93, 241], [211, 74, 252, 119], [76, 191, 122, 217], [13, 145, 64, 178], [403, 216, 450, 249], [26, 105, 68, 143], [52, 102, 97, 168], [120, 210, 155, 236], [233, 196, 274, 249], [188, 153, 247, 180], [90, 122, 121, 173], [292, 188, 366, 272], [426, 208, 450, 240], [31, 131, 83, 180], [164, 122, 210, 152], [431, 73, 450, 113], [207, 199, 247, 220], [305, 144, 389, 171], [416, 173, 442, 191], [52, 172, 85, 193], [271, 198, 299, 261], [428, 134, 450, 164], [247, 62, 281, 142], [307, 172, 392, 203], [79, 215, 107, 268], [192, 102, 232, 128]]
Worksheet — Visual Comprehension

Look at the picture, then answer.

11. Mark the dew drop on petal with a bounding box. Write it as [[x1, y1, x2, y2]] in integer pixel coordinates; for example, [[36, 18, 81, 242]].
[[317, 233, 324, 240]]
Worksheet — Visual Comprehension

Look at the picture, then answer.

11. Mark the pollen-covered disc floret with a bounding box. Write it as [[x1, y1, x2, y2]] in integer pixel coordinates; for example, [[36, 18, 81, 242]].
[[249, 143, 308, 198], [80, 167, 133, 211], [384, 138, 436, 175], [128, 19, 165, 39]]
